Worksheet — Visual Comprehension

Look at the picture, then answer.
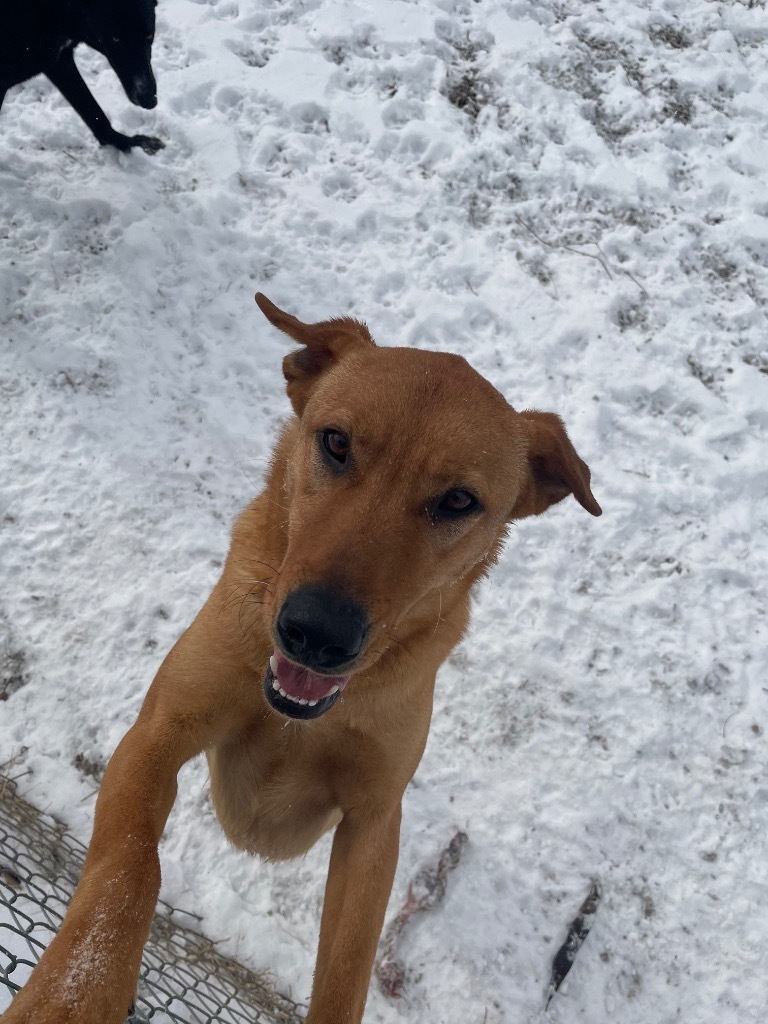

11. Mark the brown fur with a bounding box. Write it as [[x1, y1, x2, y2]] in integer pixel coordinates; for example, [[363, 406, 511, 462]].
[[1, 295, 601, 1024]]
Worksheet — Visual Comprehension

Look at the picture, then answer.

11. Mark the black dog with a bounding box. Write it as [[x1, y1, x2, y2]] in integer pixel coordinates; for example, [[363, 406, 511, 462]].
[[0, 0, 164, 153]]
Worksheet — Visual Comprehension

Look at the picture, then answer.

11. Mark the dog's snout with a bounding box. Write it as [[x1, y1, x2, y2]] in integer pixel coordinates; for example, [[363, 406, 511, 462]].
[[131, 79, 157, 108], [277, 586, 368, 672]]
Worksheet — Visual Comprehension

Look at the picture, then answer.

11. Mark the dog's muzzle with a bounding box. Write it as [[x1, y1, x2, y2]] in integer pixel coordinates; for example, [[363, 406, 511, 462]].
[[130, 79, 157, 109], [264, 585, 369, 720]]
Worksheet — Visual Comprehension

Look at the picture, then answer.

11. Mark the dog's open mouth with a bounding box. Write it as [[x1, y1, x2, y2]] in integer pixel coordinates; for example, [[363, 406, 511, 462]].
[[264, 650, 349, 720]]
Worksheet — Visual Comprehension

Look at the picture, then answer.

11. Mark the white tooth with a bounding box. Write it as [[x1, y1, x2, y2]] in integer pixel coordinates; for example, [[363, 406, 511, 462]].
[[279, 687, 288, 698], [272, 680, 280, 691], [288, 694, 300, 703], [299, 698, 308, 705], [308, 700, 318, 707], [328, 685, 339, 696], [269, 654, 277, 673]]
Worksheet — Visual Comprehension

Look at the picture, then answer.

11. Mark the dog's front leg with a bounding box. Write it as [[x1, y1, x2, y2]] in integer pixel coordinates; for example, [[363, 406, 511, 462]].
[[45, 47, 163, 154], [307, 803, 402, 1024], [1, 584, 249, 1024], [0, 715, 184, 1024]]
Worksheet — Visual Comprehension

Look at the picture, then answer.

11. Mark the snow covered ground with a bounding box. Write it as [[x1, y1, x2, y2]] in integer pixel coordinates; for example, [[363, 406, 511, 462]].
[[2, 0, 768, 1021]]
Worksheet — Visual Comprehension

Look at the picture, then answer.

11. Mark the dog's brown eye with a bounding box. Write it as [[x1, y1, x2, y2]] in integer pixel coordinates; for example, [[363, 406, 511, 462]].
[[435, 489, 480, 518], [320, 429, 350, 464]]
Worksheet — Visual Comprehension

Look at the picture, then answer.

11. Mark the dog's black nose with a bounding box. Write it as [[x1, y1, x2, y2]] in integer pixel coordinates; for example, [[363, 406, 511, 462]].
[[276, 586, 368, 672], [133, 88, 157, 109], [127, 75, 157, 109]]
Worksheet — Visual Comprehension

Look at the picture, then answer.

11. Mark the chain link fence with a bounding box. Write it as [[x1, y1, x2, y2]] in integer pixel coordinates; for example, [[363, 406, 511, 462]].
[[0, 772, 305, 1023]]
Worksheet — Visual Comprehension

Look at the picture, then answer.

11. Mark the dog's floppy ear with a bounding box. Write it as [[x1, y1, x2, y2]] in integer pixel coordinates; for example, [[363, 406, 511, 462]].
[[511, 411, 602, 518], [255, 293, 374, 414]]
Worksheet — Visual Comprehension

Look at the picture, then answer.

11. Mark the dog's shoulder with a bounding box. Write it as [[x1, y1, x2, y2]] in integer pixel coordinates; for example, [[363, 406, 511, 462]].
[[1, 0, 79, 88]]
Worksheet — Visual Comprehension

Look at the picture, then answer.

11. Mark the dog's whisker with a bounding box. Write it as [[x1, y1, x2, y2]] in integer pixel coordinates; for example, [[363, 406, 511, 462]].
[[265, 497, 291, 514], [236, 585, 274, 627], [246, 558, 281, 576], [238, 606, 270, 643], [237, 589, 259, 629], [384, 631, 417, 665], [428, 590, 443, 642], [221, 582, 269, 607], [220, 579, 274, 619], [264, 522, 289, 538], [370, 645, 403, 687], [382, 654, 401, 686]]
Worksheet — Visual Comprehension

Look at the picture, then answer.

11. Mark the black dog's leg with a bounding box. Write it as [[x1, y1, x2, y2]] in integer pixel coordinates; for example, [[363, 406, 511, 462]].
[[45, 48, 164, 154]]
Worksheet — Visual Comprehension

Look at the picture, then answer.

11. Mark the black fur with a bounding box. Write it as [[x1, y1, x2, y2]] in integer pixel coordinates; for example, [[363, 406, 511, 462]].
[[0, 0, 164, 153]]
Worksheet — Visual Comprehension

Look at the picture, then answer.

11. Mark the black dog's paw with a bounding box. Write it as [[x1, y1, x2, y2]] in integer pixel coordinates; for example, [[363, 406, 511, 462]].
[[130, 134, 165, 155], [106, 132, 165, 154]]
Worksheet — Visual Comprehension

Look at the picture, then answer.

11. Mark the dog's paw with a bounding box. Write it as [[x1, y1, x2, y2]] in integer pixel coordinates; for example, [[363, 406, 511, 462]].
[[104, 132, 165, 154], [130, 134, 166, 155]]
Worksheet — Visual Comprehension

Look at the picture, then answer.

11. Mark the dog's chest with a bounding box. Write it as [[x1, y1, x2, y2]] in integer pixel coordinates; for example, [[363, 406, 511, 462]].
[[206, 730, 342, 861]]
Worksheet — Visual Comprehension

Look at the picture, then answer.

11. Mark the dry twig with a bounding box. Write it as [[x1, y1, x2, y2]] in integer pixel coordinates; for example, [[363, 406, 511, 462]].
[[377, 830, 469, 998]]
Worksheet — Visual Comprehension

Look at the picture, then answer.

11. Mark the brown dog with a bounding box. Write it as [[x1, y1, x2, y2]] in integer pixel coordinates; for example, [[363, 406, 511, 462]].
[[2, 294, 601, 1024]]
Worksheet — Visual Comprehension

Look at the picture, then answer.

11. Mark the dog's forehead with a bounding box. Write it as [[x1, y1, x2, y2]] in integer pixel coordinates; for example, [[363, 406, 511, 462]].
[[101, 0, 156, 31], [322, 346, 512, 425], [305, 346, 524, 486]]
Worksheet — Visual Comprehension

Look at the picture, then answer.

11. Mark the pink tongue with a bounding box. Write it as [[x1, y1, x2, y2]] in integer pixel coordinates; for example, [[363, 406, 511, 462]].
[[274, 650, 350, 701]]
